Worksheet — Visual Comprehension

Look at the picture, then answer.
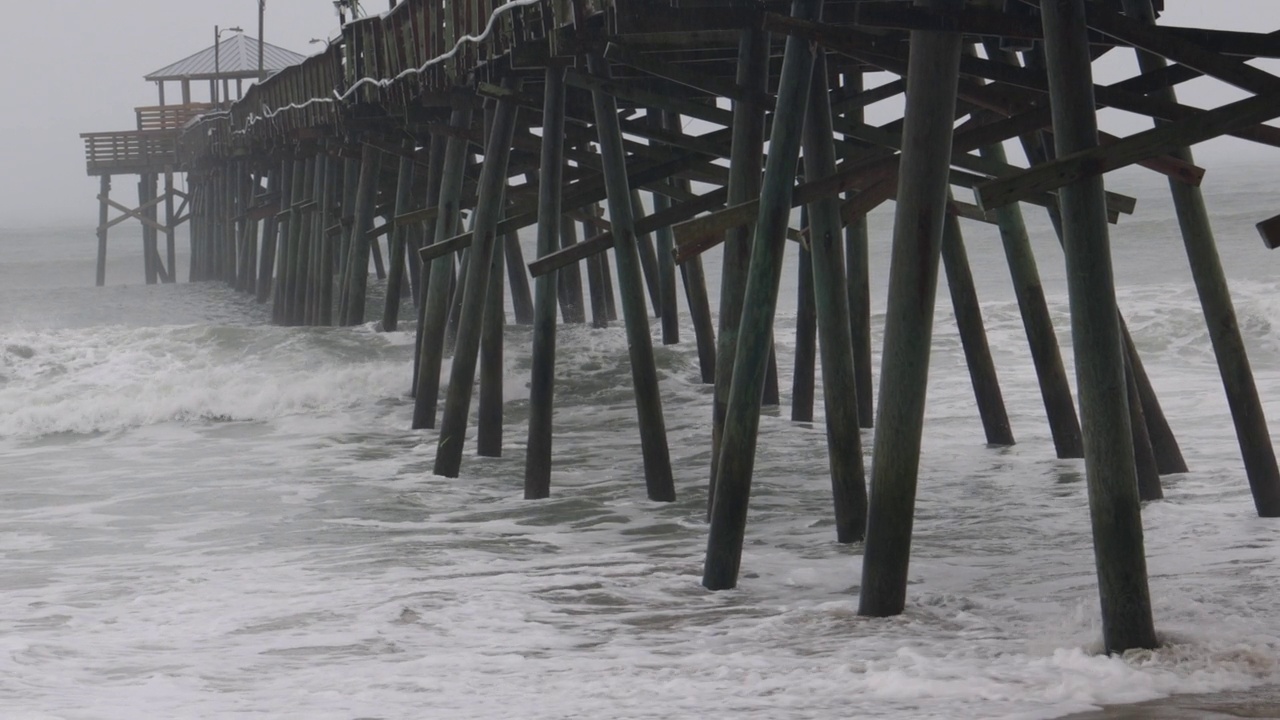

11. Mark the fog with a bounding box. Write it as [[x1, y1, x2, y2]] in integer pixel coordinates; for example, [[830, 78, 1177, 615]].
[[0, 0, 1278, 227]]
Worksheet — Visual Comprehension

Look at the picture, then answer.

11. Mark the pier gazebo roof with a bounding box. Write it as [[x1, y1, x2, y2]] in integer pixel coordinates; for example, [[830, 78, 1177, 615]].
[[144, 34, 307, 82]]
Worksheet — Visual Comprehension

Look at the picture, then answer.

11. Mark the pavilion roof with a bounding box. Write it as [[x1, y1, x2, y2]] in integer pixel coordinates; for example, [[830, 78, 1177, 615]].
[[144, 34, 307, 82]]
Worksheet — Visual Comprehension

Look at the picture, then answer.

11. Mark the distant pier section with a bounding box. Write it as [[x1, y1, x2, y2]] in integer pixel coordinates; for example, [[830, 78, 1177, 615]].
[[81, 32, 305, 285]]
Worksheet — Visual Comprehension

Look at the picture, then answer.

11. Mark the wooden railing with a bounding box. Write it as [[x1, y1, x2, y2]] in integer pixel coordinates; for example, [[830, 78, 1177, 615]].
[[136, 103, 217, 132], [80, 131, 179, 175]]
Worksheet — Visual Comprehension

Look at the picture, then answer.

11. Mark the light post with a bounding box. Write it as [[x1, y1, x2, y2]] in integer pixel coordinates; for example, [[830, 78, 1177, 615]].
[[214, 25, 243, 106], [257, 1, 266, 82]]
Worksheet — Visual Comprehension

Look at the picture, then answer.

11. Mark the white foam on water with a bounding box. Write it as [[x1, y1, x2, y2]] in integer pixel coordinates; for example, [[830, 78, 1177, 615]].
[[2, 165, 1280, 718]]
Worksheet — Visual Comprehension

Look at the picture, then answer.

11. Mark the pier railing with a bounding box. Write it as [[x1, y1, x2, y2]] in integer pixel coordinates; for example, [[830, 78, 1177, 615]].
[[179, 0, 555, 165], [80, 130, 179, 176], [136, 103, 216, 132]]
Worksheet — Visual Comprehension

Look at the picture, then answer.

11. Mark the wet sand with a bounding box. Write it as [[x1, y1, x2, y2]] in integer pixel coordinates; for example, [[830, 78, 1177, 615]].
[[1061, 686, 1280, 719]]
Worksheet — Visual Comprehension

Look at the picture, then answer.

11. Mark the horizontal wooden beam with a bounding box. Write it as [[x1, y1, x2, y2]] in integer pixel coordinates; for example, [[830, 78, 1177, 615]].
[[976, 90, 1280, 210]]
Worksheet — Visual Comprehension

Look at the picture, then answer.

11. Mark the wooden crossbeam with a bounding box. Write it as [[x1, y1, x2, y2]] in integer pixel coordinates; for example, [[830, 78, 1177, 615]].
[[603, 42, 774, 110], [528, 187, 729, 277], [419, 137, 727, 264], [855, 2, 1280, 58], [565, 68, 734, 127], [1082, 3, 1280, 98], [792, 15, 1204, 184], [672, 70, 1065, 254], [976, 90, 1280, 210], [101, 193, 169, 234]]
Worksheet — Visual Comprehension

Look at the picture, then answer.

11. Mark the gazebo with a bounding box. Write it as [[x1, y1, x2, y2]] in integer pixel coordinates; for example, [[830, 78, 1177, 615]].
[[80, 32, 307, 286], [145, 33, 309, 108]]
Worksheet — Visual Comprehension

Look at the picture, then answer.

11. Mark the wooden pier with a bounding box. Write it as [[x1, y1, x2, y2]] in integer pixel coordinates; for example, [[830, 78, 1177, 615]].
[[85, 0, 1280, 654]]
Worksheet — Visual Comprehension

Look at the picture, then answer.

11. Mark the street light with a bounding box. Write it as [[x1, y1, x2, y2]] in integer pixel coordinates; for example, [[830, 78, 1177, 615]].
[[258, 1, 266, 82], [214, 25, 243, 105]]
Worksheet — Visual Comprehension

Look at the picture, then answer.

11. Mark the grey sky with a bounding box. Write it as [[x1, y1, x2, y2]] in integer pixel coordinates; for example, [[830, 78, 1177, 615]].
[[0, 1, 1277, 227]]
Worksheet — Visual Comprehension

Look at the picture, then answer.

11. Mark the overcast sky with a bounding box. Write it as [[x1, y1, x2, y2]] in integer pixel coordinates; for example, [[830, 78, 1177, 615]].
[[0, 1, 1278, 227]]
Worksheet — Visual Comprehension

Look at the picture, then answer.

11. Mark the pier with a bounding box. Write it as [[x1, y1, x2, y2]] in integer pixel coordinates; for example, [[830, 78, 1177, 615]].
[[81, 0, 1280, 654]]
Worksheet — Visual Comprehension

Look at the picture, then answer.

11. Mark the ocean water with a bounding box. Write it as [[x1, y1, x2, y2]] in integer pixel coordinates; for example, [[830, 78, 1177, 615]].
[[1, 161, 1279, 719]]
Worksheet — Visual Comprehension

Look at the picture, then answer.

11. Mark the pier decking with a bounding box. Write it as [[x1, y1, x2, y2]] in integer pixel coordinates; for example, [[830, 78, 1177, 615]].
[[83, 0, 1280, 654]]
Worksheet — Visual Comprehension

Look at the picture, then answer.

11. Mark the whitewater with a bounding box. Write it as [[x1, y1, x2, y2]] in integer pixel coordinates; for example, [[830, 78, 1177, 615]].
[[1, 162, 1278, 719]]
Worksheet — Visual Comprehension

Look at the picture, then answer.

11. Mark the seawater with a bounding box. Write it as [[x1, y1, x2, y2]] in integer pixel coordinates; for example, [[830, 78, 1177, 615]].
[[1, 162, 1279, 719]]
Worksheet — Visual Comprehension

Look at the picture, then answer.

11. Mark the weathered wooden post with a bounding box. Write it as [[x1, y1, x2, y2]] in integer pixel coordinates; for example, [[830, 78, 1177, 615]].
[[802, 50, 867, 542], [382, 143, 416, 332], [704, 0, 821, 590], [477, 228, 506, 458], [434, 78, 522, 477], [279, 157, 307, 325], [972, 82, 1083, 457], [340, 143, 383, 326], [858, 0, 964, 617], [411, 133, 448, 390], [555, 219, 588, 324], [526, 66, 568, 499], [842, 71, 875, 430], [164, 171, 177, 284], [631, 188, 665, 319], [586, 52, 676, 501], [318, 154, 338, 326], [95, 175, 111, 287], [256, 167, 281, 303], [1122, 0, 1280, 516], [940, 207, 1015, 446], [1038, 0, 1157, 652], [667, 140, 717, 384], [709, 25, 769, 498], [646, 114, 681, 345], [792, 231, 816, 422], [583, 232, 611, 328], [413, 108, 473, 430], [505, 230, 535, 326], [291, 156, 316, 325], [270, 156, 296, 320]]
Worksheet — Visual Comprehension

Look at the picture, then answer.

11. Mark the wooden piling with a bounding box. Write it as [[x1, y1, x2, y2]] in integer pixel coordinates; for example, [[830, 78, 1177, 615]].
[[586, 52, 676, 501], [434, 80, 521, 477], [340, 144, 384, 326], [792, 233, 817, 423], [802, 51, 867, 543], [96, 175, 110, 287], [704, 0, 822, 590], [164, 171, 177, 284], [318, 156, 338, 326], [525, 66, 568, 500], [858, 0, 964, 617], [382, 144, 416, 332], [940, 207, 1015, 447], [1123, 0, 1280, 516], [504, 230, 535, 325], [972, 90, 1083, 458], [842, 71, 875, 430], [413, 108, 473, 430], [256, 168, 280, 303], [584, 241, 610, 328], [411, 133, 448, 389], [477, 228, 506, 458], [709, 26, 769, 499], [556, 219, 588, 325], [1039, 0, 1157, 653], [648, 114, 681, 346]]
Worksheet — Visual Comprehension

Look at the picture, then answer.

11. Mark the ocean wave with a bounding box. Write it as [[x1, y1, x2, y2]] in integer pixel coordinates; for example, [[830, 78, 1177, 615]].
[[0, 324, 410, 438]]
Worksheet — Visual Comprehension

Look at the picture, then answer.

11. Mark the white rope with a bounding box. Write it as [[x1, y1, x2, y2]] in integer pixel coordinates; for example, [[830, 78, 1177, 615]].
[[205, 0, 545, 137]]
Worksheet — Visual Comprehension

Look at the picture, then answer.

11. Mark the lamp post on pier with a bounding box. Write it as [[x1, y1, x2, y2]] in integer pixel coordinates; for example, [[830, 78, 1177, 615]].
[[213, 25, 243, 106], [258, 0, 266, 82]]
